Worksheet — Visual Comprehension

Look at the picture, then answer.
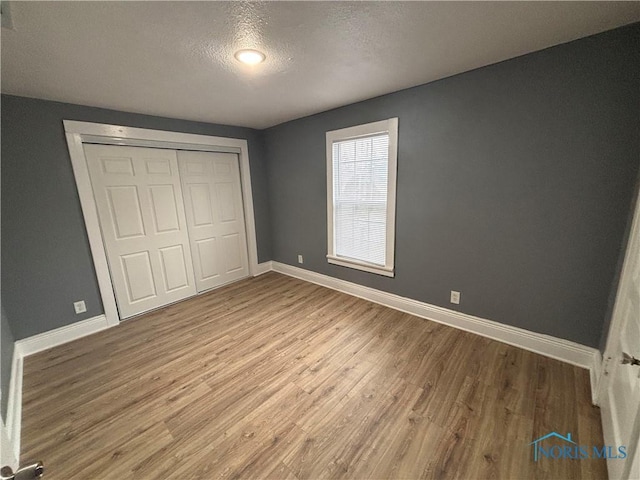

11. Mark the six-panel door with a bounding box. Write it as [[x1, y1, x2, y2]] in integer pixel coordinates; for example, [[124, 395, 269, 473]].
[[178, 151, 249, 292], [85, 144, 199, 318]]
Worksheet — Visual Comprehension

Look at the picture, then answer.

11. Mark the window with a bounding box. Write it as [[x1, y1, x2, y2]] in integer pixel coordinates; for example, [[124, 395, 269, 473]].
[[326, 118, 398, 277]]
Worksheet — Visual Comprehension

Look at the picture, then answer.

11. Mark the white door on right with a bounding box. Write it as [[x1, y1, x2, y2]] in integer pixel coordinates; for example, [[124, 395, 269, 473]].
[[599, 188, 640, 480], [178, 151, 249, 292]]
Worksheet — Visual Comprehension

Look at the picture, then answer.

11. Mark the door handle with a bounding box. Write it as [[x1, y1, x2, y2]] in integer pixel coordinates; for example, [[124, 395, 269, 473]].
[[0, 462, 44, 480], [621, 352, 640, 366]]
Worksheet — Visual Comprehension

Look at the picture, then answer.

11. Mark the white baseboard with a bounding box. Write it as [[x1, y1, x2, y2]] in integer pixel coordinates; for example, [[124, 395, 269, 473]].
[[270, 262, 601, 387], [15, 314, 111, 358], [5, 347, 23, 463], [253, 261, 273, 277]]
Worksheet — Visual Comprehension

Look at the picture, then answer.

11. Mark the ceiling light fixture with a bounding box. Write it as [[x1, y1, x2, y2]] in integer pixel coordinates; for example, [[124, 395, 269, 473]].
[[234, 49, 266, 65]]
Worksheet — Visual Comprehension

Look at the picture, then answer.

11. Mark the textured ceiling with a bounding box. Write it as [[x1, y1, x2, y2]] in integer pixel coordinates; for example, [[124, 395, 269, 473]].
[[2, 1, 639, 129]]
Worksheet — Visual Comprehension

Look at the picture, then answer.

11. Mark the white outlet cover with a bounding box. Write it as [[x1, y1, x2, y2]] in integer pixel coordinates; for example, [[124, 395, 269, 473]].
[[74, 300, 87, 314], [298, 255, 304, 264], [450, 291, 460, 305]]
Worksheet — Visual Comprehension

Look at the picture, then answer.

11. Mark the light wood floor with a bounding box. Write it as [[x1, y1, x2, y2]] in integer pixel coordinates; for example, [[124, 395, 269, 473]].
[[21, 272, 607, 479]]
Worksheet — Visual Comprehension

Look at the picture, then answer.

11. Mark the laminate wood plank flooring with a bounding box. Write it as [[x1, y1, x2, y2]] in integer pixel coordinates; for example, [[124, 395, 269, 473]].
[[20, 272, 607, 479]]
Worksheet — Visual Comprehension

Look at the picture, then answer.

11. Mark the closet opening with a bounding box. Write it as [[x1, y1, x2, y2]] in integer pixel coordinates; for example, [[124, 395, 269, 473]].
[[65, 120, 259, 326]]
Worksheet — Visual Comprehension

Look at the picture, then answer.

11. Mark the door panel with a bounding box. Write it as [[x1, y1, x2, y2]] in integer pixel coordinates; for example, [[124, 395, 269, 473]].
[[145, 158, 171, 175], [107, 186, 145, 238], [222, 233, 243, 273], [189, 184, 214, 226], [85, 144, 197, 318], [216, 183, 237, 222], [101, 156, 134, 175], [196, 238, 218, 279], [158, 245, 190, 292], [121, 251, 156, 302], [178, 151, 249, 292], [149, 185, 181, 233]]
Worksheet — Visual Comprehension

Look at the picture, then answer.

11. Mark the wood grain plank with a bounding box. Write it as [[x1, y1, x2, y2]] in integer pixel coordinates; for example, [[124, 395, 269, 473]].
[[20, 272, 606, 479]]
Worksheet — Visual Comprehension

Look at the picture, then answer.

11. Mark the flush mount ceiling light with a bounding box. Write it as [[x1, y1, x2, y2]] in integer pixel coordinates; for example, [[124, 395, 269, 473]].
[[234, 49, 266, 65]]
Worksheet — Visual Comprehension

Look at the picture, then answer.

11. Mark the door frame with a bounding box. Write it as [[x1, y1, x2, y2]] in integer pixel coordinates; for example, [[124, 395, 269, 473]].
[[64, 120, 259, 327]]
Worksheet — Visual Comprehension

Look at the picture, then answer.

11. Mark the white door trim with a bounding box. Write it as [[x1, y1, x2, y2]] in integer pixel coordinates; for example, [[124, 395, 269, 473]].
[[3, 347, 22, 464], [64, 120, 259, 327]]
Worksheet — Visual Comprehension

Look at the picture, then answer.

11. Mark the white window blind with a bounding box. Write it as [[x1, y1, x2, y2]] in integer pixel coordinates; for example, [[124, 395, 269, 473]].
[[332, 134, 389, 266], [326, 118, 398, 277]]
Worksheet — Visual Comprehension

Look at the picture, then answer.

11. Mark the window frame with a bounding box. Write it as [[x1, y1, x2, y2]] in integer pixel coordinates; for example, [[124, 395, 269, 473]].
[[326, 117, 398, 277]]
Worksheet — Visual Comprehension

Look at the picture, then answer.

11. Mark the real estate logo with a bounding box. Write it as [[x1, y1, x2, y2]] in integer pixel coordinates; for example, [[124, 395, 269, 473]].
[[529, 432, 627, 461]]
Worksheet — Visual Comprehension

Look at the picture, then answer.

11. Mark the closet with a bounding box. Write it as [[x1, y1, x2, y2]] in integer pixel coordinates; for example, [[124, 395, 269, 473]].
[[84, 144, 249, 319]]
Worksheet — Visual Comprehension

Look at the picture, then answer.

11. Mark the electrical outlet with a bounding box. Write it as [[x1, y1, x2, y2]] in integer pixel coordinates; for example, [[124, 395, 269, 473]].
[[298, 254, 304, 264], [74, 300, 87, 314], [450, 291, 460, 305]]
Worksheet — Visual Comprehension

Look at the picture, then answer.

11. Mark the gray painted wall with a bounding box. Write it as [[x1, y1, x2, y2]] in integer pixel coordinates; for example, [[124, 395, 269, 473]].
[[264, 24, 640, 348], [1, 304, 15, 422], [599, 174, 640, 351], [1, 95, 271, 340]]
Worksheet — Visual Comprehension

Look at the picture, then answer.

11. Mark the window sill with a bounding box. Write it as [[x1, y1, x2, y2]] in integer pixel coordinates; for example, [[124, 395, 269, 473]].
[[327, 255, 395, 278]]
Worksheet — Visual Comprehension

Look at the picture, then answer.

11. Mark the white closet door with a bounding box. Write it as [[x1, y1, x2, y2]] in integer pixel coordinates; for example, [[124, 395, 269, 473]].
[[84, 144, 197, 318], [178, 151, 249, 292]]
